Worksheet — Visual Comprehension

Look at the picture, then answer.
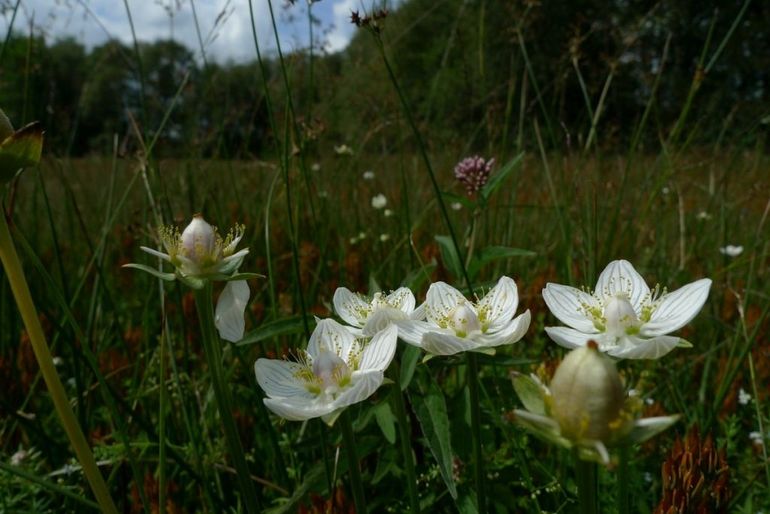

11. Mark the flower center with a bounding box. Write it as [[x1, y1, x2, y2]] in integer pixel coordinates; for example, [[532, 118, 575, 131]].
[[311, 348, 351, 393], [603, 294, 640, 338], [449, 303, 482, 338]]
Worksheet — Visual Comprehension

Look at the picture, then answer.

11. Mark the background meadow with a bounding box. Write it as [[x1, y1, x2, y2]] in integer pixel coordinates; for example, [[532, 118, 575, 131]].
[[1, 0, 769, 512]]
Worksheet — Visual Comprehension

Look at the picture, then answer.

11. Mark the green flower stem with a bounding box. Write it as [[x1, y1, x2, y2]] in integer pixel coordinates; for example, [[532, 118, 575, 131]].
[[618, 445, 631, 514], [158, 327, 168, 514], [0, 211, 119, 514], [575, 454, 598, 514], [467, 352, 485, 513], [390, 366, 420, 514], [194, 284, 261, 514], [340, 409, 367, 514]]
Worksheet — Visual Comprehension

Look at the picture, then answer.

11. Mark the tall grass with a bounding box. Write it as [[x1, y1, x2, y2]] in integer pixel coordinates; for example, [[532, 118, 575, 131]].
[[0, 0, 768, 513]]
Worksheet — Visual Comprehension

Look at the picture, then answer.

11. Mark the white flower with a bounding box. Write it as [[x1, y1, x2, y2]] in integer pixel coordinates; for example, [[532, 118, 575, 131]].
[[738, 388, 752, 405], [542, 260, 711, 359], [512, 342, 680, 465], [379, 233, 390, 242], [696, 211, 712, 221], [334, 287, 417, 336], [396, 277, 531, 356], [254, 319, 397, 425], [719, 245, 743, 257], [383, 208, 394, 217], [334, 144, 353, 155], [311, 162, 321, 172], [139, 214, 248, 286], [215, 280, 250, 342], [750, 431, 764, 446], [371, 194, 387, 209], [363, 170, 375, 180], [451, 202, 462, 211]]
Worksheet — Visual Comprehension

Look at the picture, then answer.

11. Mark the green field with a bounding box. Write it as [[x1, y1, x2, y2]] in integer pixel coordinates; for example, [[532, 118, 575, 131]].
[[1, 0, 769, 512]]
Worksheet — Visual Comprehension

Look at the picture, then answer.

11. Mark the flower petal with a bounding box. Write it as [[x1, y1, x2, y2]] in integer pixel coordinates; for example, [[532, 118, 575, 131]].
[[263, 396, 334, 421], [626, 415, 680, 444], [476, 310, 531, 348], [422, 331, 478, 355], [641, 278, 711, 337], [477, 276, 519, 331], [217, 248, 249, 275], [425, 282, 466, 325], [254, 358, 315, 399], [394, 319, 433, 348], [361, 307, 407, 337], [333, 287, 369, 328], [544, 326, 593, 349], [410, 301, 427, 320], [607, 335, 681, 360], [215, 280, 249, 342], [358, 324, 398, 372], [542, 283, 599, 333], [386, 287, 416, 315], [595, 260, 650, 310], [307, 319, 359, 362], [331, 369, 384, 411]]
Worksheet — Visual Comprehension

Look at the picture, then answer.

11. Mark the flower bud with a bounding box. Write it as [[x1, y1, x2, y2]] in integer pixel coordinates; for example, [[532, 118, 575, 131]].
[[549, 341, 624, 442], [181, 214, 216, 265]]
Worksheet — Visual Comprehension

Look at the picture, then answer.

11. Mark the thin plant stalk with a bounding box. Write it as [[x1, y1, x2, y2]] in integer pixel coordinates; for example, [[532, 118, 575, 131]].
[[193, 283, 261, 514], [340, 410, 367, 514], [0, 210, 119, 514], [575, 455, 598, 514], [158, 324, 168, 514], [618, 445, 630, 514], [390, 365, 420, 514]]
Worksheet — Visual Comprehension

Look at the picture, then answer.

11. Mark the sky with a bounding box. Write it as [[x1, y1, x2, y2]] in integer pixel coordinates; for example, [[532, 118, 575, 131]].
[[0, 0, 378, 62]]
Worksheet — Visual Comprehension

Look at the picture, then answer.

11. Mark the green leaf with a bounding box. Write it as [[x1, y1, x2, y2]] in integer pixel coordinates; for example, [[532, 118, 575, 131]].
[[400, 344, 421, 391], [374, 402, 397, 444], [480, 151, 524, 202], [0, 121, 44, 183], [122, 263, 177, 282], [677, 338, 693, 348], [511, 373, 547, 415], [409, 371, 457, 499], [402, 262, 437, 292], [435, 235, 463, 281], [468, 245, 536, 278], [237, 316, 308, 346]]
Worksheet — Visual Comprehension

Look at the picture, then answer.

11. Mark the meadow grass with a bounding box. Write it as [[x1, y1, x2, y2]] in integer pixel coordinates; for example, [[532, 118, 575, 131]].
[[1, 1, 769, 512]]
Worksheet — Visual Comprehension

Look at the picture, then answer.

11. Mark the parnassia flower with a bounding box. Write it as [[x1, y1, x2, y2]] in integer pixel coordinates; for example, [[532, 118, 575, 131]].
[[371, 194, 387, 209], [542, 259, 711, 359], [397, 276, 530, 356], [334, 286, 417, 336], [511, 342, 679, 465], [133, 214, 249, 288], [125, 214, 254, 341], [719, 245, 743, 257], [255, 319, 397, 425]]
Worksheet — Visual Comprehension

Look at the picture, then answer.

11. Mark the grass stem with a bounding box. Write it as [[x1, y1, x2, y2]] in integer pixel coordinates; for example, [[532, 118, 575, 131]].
[[193, 283, 261, 514], [340, 410, 367, 514], [0, 210, 119, 514]]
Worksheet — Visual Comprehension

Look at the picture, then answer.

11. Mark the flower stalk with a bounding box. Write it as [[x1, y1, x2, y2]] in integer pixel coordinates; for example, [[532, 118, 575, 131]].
[[575, 454, 598, 514], [340, 409, 368, 514], [193, 283, 261, 513], [0, 211, 119, 514], [389, 363, 420, 514]]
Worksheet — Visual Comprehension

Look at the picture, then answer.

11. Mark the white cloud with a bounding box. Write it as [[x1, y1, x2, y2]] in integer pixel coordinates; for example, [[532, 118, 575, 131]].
[[0, 0, 374, 62]]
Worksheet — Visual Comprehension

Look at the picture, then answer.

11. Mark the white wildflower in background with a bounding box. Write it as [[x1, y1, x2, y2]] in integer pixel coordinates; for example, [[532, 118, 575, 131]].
[[397, 276, 530, 356], [311, 162, 321, 172], [334, 286, 417, 336], [334, 144, 353, 155], [512, 342, 679, 465], [451, 202, 462, 211], [363, 170, 375, 180], [371, 194, 387, 209], [738, 388, 752, 405], [379, 233, 390, 242], [720, 245, 743, 257], [383, 208, 394, 217], [542, 259, 711, 359], [750, 431, 764, 446], [696, 211, 712, 221], [255, 319, 397, 425]]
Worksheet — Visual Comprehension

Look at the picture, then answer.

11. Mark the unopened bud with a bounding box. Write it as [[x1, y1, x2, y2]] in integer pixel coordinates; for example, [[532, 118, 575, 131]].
[[181, 214, 216, 265], [549, 341, 624, 442]]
